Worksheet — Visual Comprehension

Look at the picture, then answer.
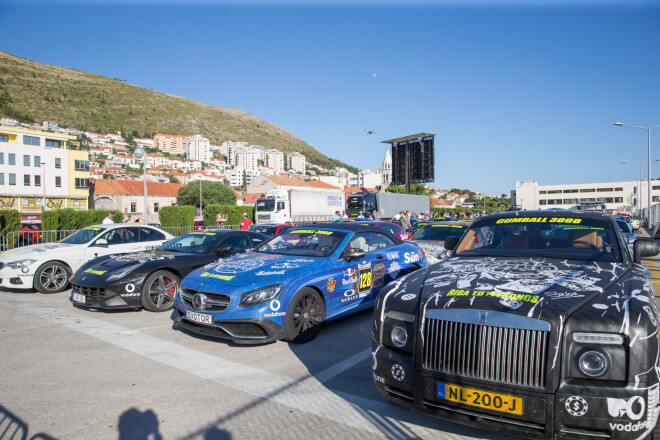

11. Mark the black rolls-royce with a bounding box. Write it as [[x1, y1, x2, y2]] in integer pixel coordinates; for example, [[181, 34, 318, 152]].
[[372, 210, 660, 439]]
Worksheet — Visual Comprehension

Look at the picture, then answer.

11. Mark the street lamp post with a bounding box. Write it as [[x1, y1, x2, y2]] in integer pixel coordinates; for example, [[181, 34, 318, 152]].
[[615, 122, 660, 228], [621, 161, 642, 215], [133, 146, 148, 223]]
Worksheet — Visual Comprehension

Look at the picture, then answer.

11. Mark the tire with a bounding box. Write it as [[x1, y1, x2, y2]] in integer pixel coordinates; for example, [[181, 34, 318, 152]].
[[284, 288, 326, 343], [141, 270, 180, 312], [34, 261, 71, 294]]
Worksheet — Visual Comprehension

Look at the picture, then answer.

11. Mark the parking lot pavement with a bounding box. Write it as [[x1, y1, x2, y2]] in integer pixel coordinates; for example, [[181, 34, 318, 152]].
[[0, 289, 511, 440]]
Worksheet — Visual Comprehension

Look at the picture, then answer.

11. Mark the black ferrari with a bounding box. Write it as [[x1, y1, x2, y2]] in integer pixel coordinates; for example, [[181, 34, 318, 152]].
[[69, 230, 269, 312]]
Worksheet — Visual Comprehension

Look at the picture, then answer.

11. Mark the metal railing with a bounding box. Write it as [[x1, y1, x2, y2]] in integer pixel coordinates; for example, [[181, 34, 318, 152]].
[[0, 221, 328, 251]]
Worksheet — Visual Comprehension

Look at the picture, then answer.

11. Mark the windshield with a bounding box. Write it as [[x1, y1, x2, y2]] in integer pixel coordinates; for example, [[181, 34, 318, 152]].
[[412, 223, 468, 241], [256, 199, 275, 212], [159, 232, 217, 254], [250, 225, 276, 236], [616, 220, 631, 233], [454, 216, 622, 262], [257, 228, 347, 257], [61, 227, 107, 244], [346, 197, 364, 212]]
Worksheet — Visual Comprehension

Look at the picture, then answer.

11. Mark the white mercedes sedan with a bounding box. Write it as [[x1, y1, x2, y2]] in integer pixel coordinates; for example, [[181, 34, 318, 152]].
[[0, 224, 173, 293]]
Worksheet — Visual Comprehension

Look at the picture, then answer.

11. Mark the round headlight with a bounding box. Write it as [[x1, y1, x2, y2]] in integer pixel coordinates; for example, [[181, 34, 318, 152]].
[[391, 326, 408, 348], [578, 351, 608, 377]]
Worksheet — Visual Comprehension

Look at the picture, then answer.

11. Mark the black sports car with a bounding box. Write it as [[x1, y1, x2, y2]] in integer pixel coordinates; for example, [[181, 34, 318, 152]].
[[372, 211, 660, 439], [69, 230, 269, 312]]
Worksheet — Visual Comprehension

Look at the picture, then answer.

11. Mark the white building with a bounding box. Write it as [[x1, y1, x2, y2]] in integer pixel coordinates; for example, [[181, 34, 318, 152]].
[[511, 180, 648, 214], [187, 134, 211, 162], [379, 150, 392, 186], [43, 121, 59, 132], [287, 152, 306, 173], [265, 149, 285, 174]]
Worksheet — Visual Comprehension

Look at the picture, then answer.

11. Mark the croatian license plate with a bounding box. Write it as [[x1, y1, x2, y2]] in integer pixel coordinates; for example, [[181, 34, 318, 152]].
[[186, 310, 213, 325], [437, 383, 524, 415], [72, 292, 86, 303]]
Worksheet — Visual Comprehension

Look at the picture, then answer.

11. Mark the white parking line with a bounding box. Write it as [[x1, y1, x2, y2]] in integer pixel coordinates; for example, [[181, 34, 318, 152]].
[[0, 296, 493, 440], [315, 347, 372, 383]]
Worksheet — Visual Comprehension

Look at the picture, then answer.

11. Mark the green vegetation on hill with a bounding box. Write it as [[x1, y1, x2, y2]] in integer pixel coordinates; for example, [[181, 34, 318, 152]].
[[0, 51, 358, 173]]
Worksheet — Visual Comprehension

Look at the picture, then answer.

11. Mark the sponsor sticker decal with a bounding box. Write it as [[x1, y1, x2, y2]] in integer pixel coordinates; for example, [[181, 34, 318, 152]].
[[496, 217, 582, 224], [125, 283, 135, 293], [608, 396, 645, 421], [391, 364, 405, 382], [84, 268, 107, 276], [255, 270, 286, 276], [327, 278, 336, 293], [401, 293, 416, 301], [373, 373, 385, 384], [565, 396, 589, 417], [200, 272, 235, 281], [445, 288, 540, 303], [288, 229, 334, 235]]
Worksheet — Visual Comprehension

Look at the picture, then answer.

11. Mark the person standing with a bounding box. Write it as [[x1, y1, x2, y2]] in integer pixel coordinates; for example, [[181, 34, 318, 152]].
[[240, 213, 253, 230], [103, 212, 115, 224], [400, 211, 411, 230], [216, 212, 228, 228], [331, 211, 341, 222]]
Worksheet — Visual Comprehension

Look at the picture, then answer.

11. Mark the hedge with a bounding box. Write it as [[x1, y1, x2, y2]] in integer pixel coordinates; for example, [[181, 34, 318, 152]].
[[203, 204, 254, 226], [42, 208, 124, 231], [158, 205, 197, 227], [0, 210, 21, 236]]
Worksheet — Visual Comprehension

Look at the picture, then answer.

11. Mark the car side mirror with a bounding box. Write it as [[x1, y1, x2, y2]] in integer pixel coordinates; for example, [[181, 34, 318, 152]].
[[634, 238, 658, 264], [94, 239, 108, 247], [344, 249, 366, 261], [217, 244, 234, 255], [444, 236, 459, 251]]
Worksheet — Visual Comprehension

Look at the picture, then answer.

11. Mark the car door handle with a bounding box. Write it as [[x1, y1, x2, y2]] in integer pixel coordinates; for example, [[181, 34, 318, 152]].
[[376, 254, 384, 259]]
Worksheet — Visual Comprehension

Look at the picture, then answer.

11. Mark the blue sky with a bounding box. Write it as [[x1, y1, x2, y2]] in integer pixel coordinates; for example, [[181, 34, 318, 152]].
[[1, 1, 659, 196]]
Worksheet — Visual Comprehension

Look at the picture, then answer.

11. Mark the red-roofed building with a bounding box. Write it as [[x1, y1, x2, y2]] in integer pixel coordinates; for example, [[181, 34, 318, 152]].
[[90, 179, 184, 223], [237, 193, 266, 207]]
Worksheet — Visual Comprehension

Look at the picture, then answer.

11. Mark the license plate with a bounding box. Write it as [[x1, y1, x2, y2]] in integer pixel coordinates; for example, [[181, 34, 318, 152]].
[[72, 292, 86, 303], [186, 310, 213, 325], [437, 383, 523, 415]]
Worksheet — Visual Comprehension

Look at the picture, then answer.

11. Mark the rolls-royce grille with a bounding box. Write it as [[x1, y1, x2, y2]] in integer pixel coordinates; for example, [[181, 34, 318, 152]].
[[180, 288, 230, 312], [423, 319, 549, 388], [71, 284, 108, 304]]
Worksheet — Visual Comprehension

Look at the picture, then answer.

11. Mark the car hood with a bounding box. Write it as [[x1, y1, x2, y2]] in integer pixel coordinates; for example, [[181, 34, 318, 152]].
[[89, 250, 181, 271], [184, 252, 323, 288], [420, 256, 629, 319], [0, 242, 79, 260]]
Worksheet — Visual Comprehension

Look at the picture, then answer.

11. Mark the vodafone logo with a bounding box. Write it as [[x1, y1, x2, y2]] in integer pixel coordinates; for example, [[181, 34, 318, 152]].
[[270, 300, 281, 311]]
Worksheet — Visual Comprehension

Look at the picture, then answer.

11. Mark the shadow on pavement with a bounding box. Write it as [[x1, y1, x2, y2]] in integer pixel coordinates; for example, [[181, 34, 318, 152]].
[[0, 404, 57, 440], [117, 408, 163, 440]]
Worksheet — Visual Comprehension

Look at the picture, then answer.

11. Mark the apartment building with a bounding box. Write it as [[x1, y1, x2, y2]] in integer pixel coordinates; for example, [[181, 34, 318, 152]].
[[511, 180, 649, 214], [187, 134, 211, 162], [287, 152, 306, 173], [154, 133, 189, 154], [0, 126, 90, 213], [265, 149, 285, 174]]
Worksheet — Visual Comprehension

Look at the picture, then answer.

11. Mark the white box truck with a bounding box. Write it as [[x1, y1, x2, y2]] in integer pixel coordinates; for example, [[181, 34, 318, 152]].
[[346, 192, 430, 220], [255, 188, 344, 224]]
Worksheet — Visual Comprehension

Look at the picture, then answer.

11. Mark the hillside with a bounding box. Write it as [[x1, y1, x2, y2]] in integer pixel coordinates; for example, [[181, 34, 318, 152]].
[[0, 51, 357, 172]]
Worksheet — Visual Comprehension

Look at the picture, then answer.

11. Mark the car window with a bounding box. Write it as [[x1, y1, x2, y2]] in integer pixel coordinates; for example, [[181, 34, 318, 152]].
[[103, 227, 138, 245], [138, 227, 166, 241], [376, 223, 399, 235], [250, 225, 276, 236], [615, 220, 631, 233], [412, 223, 468, 241], [258, 229, 347, 257], [61, 227, 106, 244], [160, 233, 216, 253], [221, 234, 252, 252], [343, 232, 395, 254], [248, 233, 267, 248]]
